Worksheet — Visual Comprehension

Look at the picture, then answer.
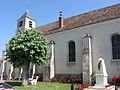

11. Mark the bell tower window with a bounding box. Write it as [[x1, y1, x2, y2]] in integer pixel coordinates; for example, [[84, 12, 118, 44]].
[[29, 21, 32, 28], [19, 21, 23, 27]]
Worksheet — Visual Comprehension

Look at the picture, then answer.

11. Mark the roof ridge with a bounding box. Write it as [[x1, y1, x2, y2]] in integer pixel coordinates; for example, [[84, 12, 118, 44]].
[[18, 11, 35, 21], [64, 3, 120, 26], [38, 3, 120, 28], [36, 3, 120, 35], [65, 3, 120, 20]]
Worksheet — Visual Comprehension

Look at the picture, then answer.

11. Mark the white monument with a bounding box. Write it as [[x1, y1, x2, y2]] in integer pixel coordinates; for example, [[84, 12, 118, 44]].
[[84, 58, 115, 90], [95, 58, 108, 86]]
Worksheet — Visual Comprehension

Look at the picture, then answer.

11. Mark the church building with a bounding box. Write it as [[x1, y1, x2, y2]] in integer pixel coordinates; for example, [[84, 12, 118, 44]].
[[2, 3, 120, 83], [36, 3, 120, 81]]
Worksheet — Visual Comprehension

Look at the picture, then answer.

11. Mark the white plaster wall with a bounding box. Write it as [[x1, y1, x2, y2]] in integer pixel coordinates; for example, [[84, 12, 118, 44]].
[[47, 32, 82, 74], [17, 18, 35, 33], [25, 18, 35, 29], [35, 65, 45, 74], [46, 18, 120, 77]]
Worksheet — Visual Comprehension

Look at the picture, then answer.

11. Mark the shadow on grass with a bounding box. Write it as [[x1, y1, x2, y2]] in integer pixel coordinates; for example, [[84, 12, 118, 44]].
[[5, 81, 22, 86]]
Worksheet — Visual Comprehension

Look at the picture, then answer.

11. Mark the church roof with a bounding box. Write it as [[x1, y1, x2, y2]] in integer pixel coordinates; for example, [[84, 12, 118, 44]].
[[18, 10, 35, 21], [0, 58, 3, 62], [36, 4, 120, 35]]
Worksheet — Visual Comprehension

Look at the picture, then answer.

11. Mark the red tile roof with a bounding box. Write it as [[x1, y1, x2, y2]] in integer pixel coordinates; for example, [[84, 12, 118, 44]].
[[0, 58, 3, 62], [36, 4, 120, 35]]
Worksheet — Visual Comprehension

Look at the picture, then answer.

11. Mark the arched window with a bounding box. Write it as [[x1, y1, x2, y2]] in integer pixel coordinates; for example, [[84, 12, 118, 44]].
[[68, 41, 76, 62], [111, 34, 120, 59]]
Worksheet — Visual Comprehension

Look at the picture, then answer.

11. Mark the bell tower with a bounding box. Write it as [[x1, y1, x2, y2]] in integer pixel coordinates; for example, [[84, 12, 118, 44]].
[[16, 10, 35, 34]]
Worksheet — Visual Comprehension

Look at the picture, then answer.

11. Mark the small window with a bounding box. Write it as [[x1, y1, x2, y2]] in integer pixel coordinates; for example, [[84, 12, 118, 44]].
[[68, 41, 76, 62], [19, 21, 23, 27], [112, 34, 120, 59], [29, 21, 32, 28]]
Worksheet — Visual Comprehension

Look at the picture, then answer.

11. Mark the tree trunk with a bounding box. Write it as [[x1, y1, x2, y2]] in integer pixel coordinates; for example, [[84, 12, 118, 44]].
[[22, 62, 29, 86]]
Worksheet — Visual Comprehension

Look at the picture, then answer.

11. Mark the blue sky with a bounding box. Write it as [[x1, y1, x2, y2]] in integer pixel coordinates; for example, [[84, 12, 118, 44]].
[[0, 0, 119, 57]]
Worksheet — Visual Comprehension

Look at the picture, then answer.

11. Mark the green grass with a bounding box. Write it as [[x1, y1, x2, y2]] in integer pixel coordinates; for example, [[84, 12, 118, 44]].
[[5, 81, 77, 90]]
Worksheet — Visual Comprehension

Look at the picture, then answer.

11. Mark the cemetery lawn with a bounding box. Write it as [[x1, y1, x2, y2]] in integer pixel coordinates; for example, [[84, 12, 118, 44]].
[[5, 81, 77, 90]]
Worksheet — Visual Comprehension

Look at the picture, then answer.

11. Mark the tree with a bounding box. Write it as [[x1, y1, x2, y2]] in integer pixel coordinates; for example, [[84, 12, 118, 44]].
[[6, 29, 49, 86]]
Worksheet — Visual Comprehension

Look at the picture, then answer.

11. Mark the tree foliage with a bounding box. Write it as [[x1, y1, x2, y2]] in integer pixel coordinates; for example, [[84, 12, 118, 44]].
[[6, 29, 49, 68]]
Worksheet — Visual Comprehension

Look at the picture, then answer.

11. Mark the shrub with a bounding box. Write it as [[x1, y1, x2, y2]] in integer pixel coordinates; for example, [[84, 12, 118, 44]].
[[112, 76, 120, 85], [90, 72, 96, 85], [50, 74, 82, 84], [51, 77, 58, 82]]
